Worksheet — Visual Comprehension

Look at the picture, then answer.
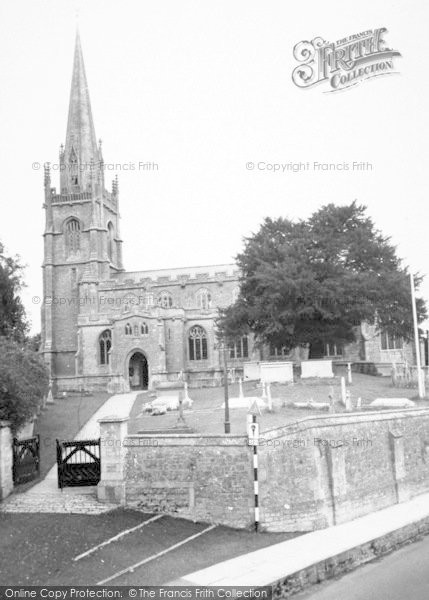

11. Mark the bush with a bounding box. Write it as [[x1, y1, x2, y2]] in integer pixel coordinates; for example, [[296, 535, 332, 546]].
[[0, 337, 49, 433]]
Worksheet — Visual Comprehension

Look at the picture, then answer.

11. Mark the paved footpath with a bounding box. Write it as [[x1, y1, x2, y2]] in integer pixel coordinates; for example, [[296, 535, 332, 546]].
[[0, 392, 139, 515], [170, 491, 429, 588]]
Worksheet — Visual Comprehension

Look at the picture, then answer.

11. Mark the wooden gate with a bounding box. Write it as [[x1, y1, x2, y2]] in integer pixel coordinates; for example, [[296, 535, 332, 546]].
[[56, 438, 101, 489], [13, 435, 40, 485]]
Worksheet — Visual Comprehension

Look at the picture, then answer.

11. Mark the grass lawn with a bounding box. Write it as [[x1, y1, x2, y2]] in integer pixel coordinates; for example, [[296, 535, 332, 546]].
[[0, 510, 296, 585], [129, 367, 429, 436]]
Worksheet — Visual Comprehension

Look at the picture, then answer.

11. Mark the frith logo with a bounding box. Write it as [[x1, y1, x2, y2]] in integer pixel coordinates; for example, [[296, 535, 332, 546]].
[[292, 28, 401, 92]]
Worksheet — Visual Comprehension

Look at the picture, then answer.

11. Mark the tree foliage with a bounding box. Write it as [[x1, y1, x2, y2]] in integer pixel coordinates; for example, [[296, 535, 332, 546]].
[[0, 337, 49, 433], [0, 241, 28, 341], [0, 241, 48, 432], [217, 202, 427, 352]]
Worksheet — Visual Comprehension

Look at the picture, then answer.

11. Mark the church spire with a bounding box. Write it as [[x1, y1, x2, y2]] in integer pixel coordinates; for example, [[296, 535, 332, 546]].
[[61, 29, 100, 193]]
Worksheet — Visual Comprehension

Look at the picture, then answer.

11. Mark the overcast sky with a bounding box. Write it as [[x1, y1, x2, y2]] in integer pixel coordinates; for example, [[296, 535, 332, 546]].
[[1, 0, 428, 333]]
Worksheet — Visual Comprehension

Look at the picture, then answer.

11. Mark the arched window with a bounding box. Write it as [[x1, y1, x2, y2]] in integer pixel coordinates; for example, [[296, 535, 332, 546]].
[[133, 324, 139, 337], [66, 218, 81, 255], [107, 222, 114, 262], [125, 323, 132, 335], [196, 288, 211, 310], [188, 325, 208, 360], [158, 291, 173, 308], [99, 329, 112, 365], [141, 322, 149, 335], [229, 335, 249, 359]]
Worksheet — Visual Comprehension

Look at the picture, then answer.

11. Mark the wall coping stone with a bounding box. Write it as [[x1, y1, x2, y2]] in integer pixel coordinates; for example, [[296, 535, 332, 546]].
[[98, 415, 130, 424], [125, 408, 429, 445], [261, 407, 429, 440], [125, 434, 246, 447]]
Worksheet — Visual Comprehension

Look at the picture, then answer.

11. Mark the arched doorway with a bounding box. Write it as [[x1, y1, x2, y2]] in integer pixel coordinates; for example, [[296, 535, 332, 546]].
[[128, 352, 148, 390]]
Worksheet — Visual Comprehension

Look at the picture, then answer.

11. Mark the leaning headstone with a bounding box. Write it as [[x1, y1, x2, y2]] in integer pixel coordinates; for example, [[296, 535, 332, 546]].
[[391, 363, 397, 387], [266, 382, 273, 412], [345, 390, 352, 412], [340, 377, 347, 406], [347, 363, 352, 385], [46, 383, 54, 405], [328, 387, 335, 413]]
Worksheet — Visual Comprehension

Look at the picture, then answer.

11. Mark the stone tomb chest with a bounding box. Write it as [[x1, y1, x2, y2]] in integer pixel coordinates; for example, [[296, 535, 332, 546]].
[[260, 361, 294, 383], [301, 359, 334, 379]]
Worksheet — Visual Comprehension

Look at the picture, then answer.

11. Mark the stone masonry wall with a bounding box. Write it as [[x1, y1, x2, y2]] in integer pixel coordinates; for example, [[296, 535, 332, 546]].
[[256, 409, 429, 531], [0, 421, 13, 501], [125, 435, 254, 529], [122, 409, 429, 532]]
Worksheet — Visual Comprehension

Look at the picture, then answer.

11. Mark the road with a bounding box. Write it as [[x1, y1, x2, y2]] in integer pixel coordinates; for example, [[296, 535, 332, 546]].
[[296, 535, 429, 600]]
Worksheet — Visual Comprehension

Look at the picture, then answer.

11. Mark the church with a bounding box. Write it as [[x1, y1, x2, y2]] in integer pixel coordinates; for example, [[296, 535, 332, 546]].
[[40, 32, 415, 393]]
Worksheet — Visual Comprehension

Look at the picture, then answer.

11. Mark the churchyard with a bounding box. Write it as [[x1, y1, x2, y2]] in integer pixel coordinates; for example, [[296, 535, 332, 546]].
[[128, 368, 429, 436]]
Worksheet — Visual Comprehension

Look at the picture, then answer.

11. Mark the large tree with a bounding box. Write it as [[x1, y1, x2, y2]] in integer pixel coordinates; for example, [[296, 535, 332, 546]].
[[0, 241, 28, 341], [217, 202, 427, 355], [0, 242, 48, 432], [0, 337, 49, 433]]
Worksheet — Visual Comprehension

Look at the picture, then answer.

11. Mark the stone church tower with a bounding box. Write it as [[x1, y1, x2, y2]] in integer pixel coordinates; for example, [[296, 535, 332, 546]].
[[41, 31, 123, 381]]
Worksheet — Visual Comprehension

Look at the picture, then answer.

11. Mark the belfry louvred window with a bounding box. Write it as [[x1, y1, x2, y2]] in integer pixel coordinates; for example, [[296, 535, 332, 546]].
[[107, 222, 114, 261], [189, 326, 208, 360], [66, 219, 81, 255], [69, 147, 78, 186]]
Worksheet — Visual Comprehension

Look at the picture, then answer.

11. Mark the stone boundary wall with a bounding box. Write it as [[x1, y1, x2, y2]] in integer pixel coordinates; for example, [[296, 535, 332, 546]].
[[0, 421, 13, 501], [124, 434, 254, 529], [98, 408, 429, 532], [257, 408, 429, 531]]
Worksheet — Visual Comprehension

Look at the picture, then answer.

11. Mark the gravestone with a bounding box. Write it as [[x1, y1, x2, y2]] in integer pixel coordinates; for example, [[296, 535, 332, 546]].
[[260, 361, 294, 383], [243, 362, 261, 381], [301, 360, 334, 379]]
